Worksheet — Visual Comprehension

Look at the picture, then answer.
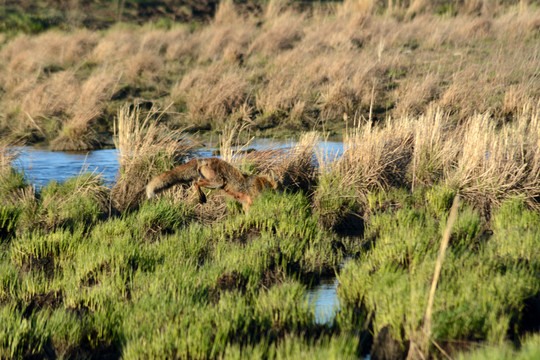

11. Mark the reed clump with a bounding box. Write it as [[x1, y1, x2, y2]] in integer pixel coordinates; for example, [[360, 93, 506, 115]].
[[111, 103, 193, 212], [315, 104, 540, 229]]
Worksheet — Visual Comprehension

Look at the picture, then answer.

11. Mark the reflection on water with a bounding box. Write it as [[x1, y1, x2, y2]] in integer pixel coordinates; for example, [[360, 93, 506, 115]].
[[13, 139, 345, 188], [307, 277, 340, 325]]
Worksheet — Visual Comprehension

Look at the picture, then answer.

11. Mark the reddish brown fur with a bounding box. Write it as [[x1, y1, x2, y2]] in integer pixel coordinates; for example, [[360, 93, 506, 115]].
[[146, 157, 277, 209]]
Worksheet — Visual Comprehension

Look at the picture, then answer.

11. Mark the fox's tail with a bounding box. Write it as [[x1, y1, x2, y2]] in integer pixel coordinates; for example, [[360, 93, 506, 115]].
[[146, 159, 200, 199], [146, 175, 173, 199]]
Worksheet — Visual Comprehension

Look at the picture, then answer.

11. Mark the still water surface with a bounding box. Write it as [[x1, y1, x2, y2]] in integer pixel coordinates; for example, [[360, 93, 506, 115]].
[[15, 139, 344, 188], [306, 277, 340, 325], [16, 147, 120, 187]]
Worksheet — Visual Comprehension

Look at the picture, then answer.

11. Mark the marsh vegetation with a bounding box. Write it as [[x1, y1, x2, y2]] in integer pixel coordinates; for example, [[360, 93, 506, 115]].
[[1, 100, 539, 358], [1, 0, 539, 359]]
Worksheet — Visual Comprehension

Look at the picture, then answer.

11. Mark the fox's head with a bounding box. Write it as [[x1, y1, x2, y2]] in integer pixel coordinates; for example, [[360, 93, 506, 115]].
[[256, 175, 279, 190]]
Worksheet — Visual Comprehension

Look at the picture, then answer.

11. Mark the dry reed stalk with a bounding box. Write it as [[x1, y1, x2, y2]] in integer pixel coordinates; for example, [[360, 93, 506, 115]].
[[410, 108, 459, 190], [0, 140, 19, 173], [446, 104, 540, 210], [341, 119, 413, 193], [407, 194, 461, 360], [111, 103, 193, 212], [218, 121, 254, 166]]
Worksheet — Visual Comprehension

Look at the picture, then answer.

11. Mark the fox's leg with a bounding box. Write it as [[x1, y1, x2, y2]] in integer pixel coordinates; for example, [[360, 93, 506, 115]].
[[193, 183, 207, 204], [193, 178, 226, 204], [223, 189, 253, 210]]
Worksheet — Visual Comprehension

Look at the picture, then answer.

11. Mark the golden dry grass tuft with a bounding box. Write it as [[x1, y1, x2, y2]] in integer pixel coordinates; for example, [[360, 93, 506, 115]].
[[51, 68, 120, 151], [248, 11, 304, 56], [316, 102, 540, 218], [111, 104, 194, 212], [172, 64, 250, 130], [447, 103, 540, 210], [340, 119, 414, 195]]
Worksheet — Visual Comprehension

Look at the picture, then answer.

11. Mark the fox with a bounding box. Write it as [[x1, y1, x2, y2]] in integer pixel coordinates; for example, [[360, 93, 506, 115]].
[[146, 157, 277, 209]]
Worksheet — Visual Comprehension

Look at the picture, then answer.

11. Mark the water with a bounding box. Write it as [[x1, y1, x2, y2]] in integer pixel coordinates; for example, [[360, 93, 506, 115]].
[[15, 147, 120, 187], [306, 277, 340, 325], [200, 138, 345, 161], [13, 139, 345, 188]]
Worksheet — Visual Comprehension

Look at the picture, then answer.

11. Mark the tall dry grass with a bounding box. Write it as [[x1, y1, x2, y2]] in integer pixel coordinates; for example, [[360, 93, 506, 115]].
[[448, 103, 540, 211], [0, 1, 538, 144], [0, 140, 18, 174], [316, 102, 540, 218], [51, 68, 120, 150], [244, 132, 319, 193], [340, 118, 414, 195], [111, 104, 193, 212], [171, 64, 250, 130]]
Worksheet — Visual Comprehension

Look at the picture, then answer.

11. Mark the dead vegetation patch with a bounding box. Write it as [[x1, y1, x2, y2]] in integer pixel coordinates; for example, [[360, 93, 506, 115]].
[[18, 290, 64, 318], [1, 2, 538, 143], [209, 270, 247, 303]]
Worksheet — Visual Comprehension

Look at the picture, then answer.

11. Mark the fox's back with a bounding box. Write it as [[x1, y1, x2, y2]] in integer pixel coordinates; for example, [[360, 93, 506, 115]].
[[168, 159, 200, 181], [201, 158, 246, 184]]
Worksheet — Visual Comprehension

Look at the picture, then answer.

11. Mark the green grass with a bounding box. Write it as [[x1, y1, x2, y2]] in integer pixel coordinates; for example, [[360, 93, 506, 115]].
[[0, 173, 351, 358], [457, 333, 540, 360], [0, 169, 27, 204], [338, 191, 539, 356], [0, 167, 538, 359]]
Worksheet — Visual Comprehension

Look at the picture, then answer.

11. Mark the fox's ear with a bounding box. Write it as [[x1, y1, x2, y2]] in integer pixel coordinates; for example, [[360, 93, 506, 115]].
[[266, 170, 280, 188], [263, 176, 278, 190]]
